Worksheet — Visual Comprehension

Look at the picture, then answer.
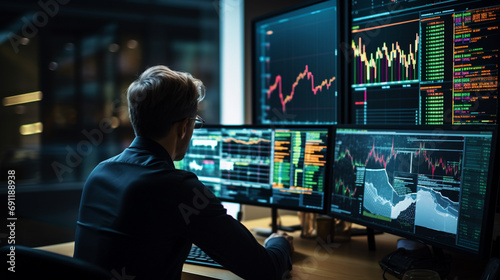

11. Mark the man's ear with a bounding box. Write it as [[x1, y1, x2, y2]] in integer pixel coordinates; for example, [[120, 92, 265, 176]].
[[177, 118, 189, 139]]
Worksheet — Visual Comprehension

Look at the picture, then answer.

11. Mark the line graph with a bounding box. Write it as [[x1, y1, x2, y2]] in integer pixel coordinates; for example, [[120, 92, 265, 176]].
[[190, 138, 220, 156], [331, 129, 466, 223], [222, 138, 272, 161], [366, 139, 398, 169], [335, 178, 358, 197], [415, 143, 462, 177], [223, 137, 271, 146], [337, 134, 463, 180], [177, 129, 223, 178], [267, 65, 336, 113], [254, 1, 338, 124], [363, 168, 416, 224], [186, 158, 219, 177], [414, 186, 459, 234], [221, 128, 273, 184]]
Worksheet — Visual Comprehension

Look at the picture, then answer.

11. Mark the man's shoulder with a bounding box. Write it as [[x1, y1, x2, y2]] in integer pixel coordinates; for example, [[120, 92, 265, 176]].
[[92, 154, 198, 183], [96, 147, 173, 169]]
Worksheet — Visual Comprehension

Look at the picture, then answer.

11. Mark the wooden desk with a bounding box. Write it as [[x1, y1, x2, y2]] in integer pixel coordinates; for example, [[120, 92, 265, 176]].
[[38, 215, 488, 279]]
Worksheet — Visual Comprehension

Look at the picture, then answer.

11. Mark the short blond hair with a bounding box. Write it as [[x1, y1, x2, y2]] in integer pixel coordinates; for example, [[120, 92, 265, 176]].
[[127, 65, 205, 139]]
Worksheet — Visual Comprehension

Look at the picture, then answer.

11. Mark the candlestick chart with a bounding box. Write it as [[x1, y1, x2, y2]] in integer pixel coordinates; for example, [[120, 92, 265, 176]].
[[350, 18, 421, 125], [352, 19, 419, 86]]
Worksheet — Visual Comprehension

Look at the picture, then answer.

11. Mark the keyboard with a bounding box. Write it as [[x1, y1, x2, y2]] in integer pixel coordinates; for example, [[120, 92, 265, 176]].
[[185, 244, 224, 269]]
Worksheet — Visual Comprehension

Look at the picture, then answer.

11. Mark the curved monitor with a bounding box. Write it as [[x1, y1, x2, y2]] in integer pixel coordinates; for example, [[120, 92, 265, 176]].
[[329, 125, 499, 258], [176, 125, 332, 213], [252, 0, 341, 125]]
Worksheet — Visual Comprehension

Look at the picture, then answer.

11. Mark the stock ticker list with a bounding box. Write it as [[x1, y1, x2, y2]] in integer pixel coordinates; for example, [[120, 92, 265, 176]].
[[353, 3, 499, 125], [272, 129, 328, 209], [421, 6, 500, 124]]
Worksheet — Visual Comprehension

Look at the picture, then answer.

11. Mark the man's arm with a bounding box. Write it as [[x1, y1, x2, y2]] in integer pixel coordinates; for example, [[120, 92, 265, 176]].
[[177, 177, 292, 280]]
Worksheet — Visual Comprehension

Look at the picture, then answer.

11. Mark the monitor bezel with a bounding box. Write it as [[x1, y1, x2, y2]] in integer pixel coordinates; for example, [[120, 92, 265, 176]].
[[327, 124, 499, 259]]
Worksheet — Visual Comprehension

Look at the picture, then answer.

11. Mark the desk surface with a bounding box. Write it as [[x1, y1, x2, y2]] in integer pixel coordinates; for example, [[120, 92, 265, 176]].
[[37, 215, 488, 279]]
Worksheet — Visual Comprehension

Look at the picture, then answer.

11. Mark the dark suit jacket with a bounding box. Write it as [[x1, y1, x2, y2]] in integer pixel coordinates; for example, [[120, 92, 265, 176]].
[[74, 136, 292, 279]]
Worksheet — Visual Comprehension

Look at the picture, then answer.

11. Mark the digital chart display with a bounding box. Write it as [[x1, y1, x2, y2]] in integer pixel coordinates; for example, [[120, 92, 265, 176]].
[[221, 129, 272, 184], [352, 17, 420, 124], [330, 127, 494, 253], [176, 126, 330, 211], [254, 0, 338, 124], [272, 129, 329, 209], [176, 129, 220, 177], [351, 1, 500, 125], [352, 21, 419, 86]]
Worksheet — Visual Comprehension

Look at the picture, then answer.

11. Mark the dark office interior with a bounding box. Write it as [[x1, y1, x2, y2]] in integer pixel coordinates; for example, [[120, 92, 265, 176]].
[[0, 0, 225, 246], [1, 0, 500, 279]]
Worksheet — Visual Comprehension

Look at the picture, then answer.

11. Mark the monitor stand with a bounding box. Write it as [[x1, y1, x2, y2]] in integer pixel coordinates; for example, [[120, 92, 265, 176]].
[[351, 227, 382, 251], [253, 207, 302, 237], [367, 227, 376, 251], [253, 207, 280, 237], [271, 206, 278, 233]]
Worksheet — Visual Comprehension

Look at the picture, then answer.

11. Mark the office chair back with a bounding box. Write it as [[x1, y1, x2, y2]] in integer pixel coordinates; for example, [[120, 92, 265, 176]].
[[0, 244, 111, 280]]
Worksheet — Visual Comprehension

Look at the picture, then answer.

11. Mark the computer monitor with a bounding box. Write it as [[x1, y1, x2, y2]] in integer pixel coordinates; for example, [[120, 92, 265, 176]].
[[350, 0, 500, 125], [252, 0, 341, 125], [175, 125, 331, 212], [329, 125, 499, 258]]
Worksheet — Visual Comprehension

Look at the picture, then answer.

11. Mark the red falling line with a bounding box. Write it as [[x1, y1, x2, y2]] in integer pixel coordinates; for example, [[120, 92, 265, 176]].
[[267, 65, 336, 112], [415, 143, 461, 177], [343, 149, 354, 163], [366, 139, 398, 169], [335, 179, 357, 197], [345, 185, 357, 197]]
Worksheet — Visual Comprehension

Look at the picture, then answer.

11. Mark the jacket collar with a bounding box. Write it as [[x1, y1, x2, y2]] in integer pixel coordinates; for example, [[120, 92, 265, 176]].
[[129, 136, 174, 167]]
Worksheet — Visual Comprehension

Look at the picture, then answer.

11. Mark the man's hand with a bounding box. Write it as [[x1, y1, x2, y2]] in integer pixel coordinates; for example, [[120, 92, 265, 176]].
[[265, 232, 294, 255]]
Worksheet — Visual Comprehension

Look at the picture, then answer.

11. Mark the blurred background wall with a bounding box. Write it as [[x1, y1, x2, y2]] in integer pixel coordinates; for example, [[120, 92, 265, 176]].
[[0, 0, 304, 247], [0, 0, 222, 246]]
